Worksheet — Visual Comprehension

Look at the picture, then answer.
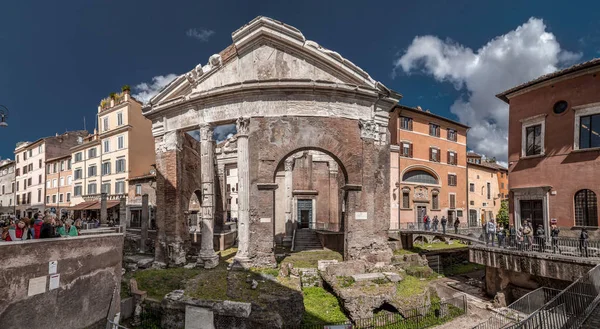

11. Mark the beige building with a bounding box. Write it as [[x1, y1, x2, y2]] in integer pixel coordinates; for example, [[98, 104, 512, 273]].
[[70, 91, 155, 222], [467, 153, 502, 227], [45, 155, 73, 217], [0, 159, 15, 218]]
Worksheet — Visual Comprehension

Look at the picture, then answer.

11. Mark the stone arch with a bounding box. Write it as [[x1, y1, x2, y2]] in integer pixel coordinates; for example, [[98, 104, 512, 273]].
[[432, 235, 447, 243], [414, 235, 428, 244], [400, 165, 441, 186]]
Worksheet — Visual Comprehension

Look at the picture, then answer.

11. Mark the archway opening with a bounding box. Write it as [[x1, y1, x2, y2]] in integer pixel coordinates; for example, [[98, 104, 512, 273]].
[[373, 302, 400, 315], [188, 190, 202, 231]]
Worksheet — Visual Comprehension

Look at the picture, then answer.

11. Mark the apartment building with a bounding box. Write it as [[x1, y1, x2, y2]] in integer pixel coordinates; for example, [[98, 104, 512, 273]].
[[389, 105, 469, 229], [45, 155, 73, 217], [13, 131, 87, 218], [0, 159, 15, 218], [70, 91, 155, 221], [498, 58, 600, 238], [466, 153, 502, 227], [127, 172, 156, 228]]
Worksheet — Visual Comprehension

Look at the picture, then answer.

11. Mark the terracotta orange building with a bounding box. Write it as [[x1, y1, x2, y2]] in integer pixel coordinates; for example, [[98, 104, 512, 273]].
[[389, 105, 469, 229], [498, 58, 600, 237]]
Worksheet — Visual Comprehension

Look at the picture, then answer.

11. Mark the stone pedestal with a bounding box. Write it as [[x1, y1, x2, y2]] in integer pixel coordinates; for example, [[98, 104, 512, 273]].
[[100, 193, 107, 225], [119, 197, 127, 230], [140, 194, 149, 253], [234, 117, 251, 267], [197, 123, 219, 269]]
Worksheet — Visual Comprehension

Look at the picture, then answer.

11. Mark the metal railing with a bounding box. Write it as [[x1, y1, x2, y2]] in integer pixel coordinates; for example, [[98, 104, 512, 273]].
[[485, 236, 600, 258], [396, 221, 472, 232], [505, 264, 600, 329]]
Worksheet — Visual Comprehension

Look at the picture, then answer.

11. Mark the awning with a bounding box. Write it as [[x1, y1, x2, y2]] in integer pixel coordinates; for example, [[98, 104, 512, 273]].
[[84, 200, 121, 210], [71, 201, 97, 211]]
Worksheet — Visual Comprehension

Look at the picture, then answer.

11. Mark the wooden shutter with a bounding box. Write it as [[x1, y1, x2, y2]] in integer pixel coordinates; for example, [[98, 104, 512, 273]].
[[447, 175, 451, 186], [447, 151, 450, 164], [409, 119, 413, 131], [409, 144, 413, 158], [450, 194, 456, 208], [429, 148, 433, 161]]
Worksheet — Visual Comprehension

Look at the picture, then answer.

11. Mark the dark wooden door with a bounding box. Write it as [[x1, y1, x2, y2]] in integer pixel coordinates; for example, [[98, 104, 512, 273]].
[[520, 200, 543, 229]]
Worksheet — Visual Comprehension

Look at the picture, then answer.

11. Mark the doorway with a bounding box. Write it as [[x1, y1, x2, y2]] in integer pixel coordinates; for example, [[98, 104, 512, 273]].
[[469, 210, 478, 227], [297, 199, 312, 229], [415, 205, 427, 223], [520, 200, 543, 230]]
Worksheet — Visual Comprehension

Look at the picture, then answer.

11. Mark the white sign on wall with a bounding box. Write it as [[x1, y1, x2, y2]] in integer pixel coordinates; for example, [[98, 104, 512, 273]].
[[49, 260, 58, 274], [49, 274, 60, 290], [28, 276, 47, 296], [355, 212, 368, 220], [260, 217, 271, 223]]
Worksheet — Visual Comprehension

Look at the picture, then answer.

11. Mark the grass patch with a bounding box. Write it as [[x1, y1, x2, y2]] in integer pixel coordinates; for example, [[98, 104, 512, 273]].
[[302, 286, 348, 325], [337, 276, 355, 288], [393, 249, 417, 255], [444, 262, 485, 276], [395, 275, 429, 298], [413, 241, 468, 251], [251, 267, 279, 277], [134, 267, 203, 300], [280, 250, 343, 269]]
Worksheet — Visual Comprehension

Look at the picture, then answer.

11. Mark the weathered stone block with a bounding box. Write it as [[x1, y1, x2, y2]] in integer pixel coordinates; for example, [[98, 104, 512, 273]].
[[351, 273, 386, 282], [317, 259, 339, 271]]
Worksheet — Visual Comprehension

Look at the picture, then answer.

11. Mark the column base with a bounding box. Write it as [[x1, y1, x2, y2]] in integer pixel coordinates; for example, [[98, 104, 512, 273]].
[[230, 255, 251, 271], [197, 251, 219, 269]]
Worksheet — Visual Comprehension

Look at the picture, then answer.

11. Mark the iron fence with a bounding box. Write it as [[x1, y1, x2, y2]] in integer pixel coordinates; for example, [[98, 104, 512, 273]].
[[486, 235, 600, 258], [504, 264, 600, 329], [506, 287, 562, 316], [396, 222, 472, 232]]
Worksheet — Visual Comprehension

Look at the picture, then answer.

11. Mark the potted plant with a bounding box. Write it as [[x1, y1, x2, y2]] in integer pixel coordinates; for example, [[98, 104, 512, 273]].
[[100, 98, 109, 109], [109, 92, 117, 100], [121, 85, 131, 94]]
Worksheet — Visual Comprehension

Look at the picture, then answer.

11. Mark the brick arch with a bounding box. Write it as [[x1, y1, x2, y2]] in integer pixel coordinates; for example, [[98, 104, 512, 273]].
[[400, 164, 441, 186], [272, 147, 349, 184]]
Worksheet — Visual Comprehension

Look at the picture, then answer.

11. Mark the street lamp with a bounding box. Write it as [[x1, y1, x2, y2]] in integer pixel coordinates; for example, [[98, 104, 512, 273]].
[[0, 105, 8, 127]]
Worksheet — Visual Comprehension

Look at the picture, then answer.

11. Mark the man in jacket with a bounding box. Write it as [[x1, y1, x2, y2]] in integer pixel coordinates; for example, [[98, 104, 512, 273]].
[[486, 219, 496, 247]]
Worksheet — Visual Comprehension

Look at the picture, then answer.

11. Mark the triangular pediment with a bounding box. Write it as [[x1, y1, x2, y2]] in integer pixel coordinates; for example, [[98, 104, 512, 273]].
[[149, 17, 398, 107]]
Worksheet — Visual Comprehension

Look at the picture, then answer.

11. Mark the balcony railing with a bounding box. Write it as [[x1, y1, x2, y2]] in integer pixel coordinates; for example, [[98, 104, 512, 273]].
[[83, 193, 127, 201]]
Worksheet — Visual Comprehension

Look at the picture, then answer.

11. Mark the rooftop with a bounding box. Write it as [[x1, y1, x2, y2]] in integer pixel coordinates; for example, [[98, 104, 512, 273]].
[[469, 160, 508, 172], [394, 104, 470, 129], [497, 58, 600, 103]]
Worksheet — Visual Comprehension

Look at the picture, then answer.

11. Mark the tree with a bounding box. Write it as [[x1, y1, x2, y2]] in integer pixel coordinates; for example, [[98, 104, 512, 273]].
[[497, 200, 509, 227], [486, 157, 497, 163]]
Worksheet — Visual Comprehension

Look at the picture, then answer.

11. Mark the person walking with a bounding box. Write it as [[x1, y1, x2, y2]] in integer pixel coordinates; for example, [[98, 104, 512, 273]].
[[486, 219, 496, 247], [423, 214, 430, 231], [523, 220, 533, 251], [535, 224, 545, 252], [509, 224, 516, 248], [6, 220, 29, 241], [516, 227, 524, 251], [432, 216, 439, 232], [454, 218, 460, 234], [497, 225, 506, 248], [550, 223, 561, 254], [32, 213, 43, 239], [580, 227, 589, 257], [441, 216, 447, 234]]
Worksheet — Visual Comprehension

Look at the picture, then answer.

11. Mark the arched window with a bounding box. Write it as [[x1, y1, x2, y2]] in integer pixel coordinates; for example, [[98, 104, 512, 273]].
[[575, 189, 598, 227], [402, 170, 438, 185]]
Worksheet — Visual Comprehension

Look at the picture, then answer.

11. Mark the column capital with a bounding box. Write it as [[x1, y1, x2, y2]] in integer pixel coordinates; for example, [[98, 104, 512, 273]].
[[236, 117, 250, 136], [284, 158, 294, 171], [199, 123, 214, 142]]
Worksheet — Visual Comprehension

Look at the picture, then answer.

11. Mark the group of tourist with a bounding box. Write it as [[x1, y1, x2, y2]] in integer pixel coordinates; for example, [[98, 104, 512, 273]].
[[0, 212, 82, 242], [483, 218, 590, 257], [422, 214, 462, 234]]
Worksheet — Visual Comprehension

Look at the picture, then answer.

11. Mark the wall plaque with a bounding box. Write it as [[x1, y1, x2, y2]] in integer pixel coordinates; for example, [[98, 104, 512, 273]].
[[355, 212, 368, 220]]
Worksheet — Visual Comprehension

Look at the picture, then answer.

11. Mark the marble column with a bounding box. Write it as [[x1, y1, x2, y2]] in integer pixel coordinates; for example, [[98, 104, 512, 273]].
[[283, 158, 294, 245], [234, 117, 251, 266], [100, 193, 107, 225], [198, 123, 219, 269], [329, 162, 339, 231], [140, 194, 149, 253], [218, 164, 226, 231], [119, 197, 127, 232]]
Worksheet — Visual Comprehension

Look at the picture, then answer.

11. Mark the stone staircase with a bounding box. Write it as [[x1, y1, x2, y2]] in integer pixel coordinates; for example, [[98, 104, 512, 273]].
[[293, 229, 323, 251]]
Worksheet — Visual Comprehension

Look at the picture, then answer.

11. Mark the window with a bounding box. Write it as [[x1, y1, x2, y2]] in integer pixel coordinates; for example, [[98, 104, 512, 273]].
[[400, 117, 413, 130], [432, 193, 439, 210], [74, 169, 82, 180], [469, 183, 475, 192], [15, 168, 19, 177], [401, 142, 412, 158], [28, 163, 32, 171], [457, 210, 463, 217], [38, 175, 42, 184], [449, 194, 456, 209], [52, 179, 57, 188], [1, 185, 3, 194], [429, 123, 440, 137], [39, 159, 42, 169], [68, 159, 71, 169], [60, 177, 64, 187], [88, 148, 97, 158], [16, 195, 20, 205], [102, 162, 111, 175], [16, 155, 19, 163], [75, 152, 82, 162], [103, 117, 109, 132], [104, 140, 110, 153], [23, 166, 27, 174], [28, 178, 31, 186], [74, 185, 82, 196], [500, 173, 504, 178], [23, 152, 27, 160], [470, 200, 474, 206], [579, 114, 600, 149], [67, 176, 72, 185], [525, 124, 542, 156], [46, 196, 50, 204], [575, 189, 598, 227], [227, 184, 231, 193], [448, 174, 457, 186], [118, 136, 124, 149], [88, 183, 97, 194], [66, 193, 71, 202], [59, 194, 64, 203], [23, 179, 27, 189], [501, 182, 504, 189], [53, 163, 57, 173], [116, 158, 126, 173], [135, 184, 142, 196], [117, 112, 123, 126], [447, 151, 457, 165], [38, 145, 42, 154], [101, 183, 111, 194], [402, 170, 438, 185], [16, 181, 19, 192], [115, 181, 125, 194], [60, 161, 65, 171], [487, 182, 491, 199], [429, 148, 439, 162], [28, 150, 32, 157], [52, 195, 57, 203], [402, 189, 410, 208], [88, 165, 97, 177], [447, 129, 457, 142]]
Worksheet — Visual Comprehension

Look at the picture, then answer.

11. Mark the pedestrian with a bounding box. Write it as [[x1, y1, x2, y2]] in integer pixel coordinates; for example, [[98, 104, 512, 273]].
[[580, 227, 589, 257], [6, 220, 29, 241], [1, 226, 9, 241], [523, 220, 533, 251], [40, 218, 56, 239], [497, 225, 506, 248], [425, 215, 431, 231], [550, 223, 560, 254], [516, 227, 524, 250], [486, 219, 496, 247], [423, 214, 429, 231], [32, 213, 43, 239], [56, 220, 67, 237], [441, 216, 447, 234], [432, 216, 439, 232], [509, 224, 516, 248], [67, 223, 79, 237], [454, 218, 460, 234], [535, 225, 545, 252]]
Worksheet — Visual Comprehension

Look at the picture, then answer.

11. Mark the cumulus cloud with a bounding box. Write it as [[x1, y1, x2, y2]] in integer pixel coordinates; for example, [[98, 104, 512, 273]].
[[394, 18, 582, 162], [214, 124, 236, 142], [186, 28, 215, 42], [132, 74, 179, 104]]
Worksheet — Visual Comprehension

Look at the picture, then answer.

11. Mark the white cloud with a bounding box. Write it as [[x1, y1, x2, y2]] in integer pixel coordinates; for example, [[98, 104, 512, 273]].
[[214, 124, 236, 142], [132, 74, 179, 104], [186, 28, 215, 42], [394, 18, 582, 162]]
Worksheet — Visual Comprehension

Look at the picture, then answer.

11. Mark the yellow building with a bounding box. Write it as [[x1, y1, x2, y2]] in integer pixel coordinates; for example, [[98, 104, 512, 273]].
[[467, 153, 503, 227], [70, 90, 155, 222]]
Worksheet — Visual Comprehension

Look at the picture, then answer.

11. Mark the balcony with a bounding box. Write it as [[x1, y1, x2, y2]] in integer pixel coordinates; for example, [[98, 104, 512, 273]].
[[83, 193, 127, 201]]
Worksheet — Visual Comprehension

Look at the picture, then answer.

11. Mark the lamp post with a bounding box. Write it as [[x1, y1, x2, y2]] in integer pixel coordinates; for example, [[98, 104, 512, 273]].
[[0, 105, 8, 127]]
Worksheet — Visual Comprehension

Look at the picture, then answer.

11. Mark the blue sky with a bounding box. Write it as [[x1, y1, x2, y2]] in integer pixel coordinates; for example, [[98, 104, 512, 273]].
[[0, 0, 598, 163]]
